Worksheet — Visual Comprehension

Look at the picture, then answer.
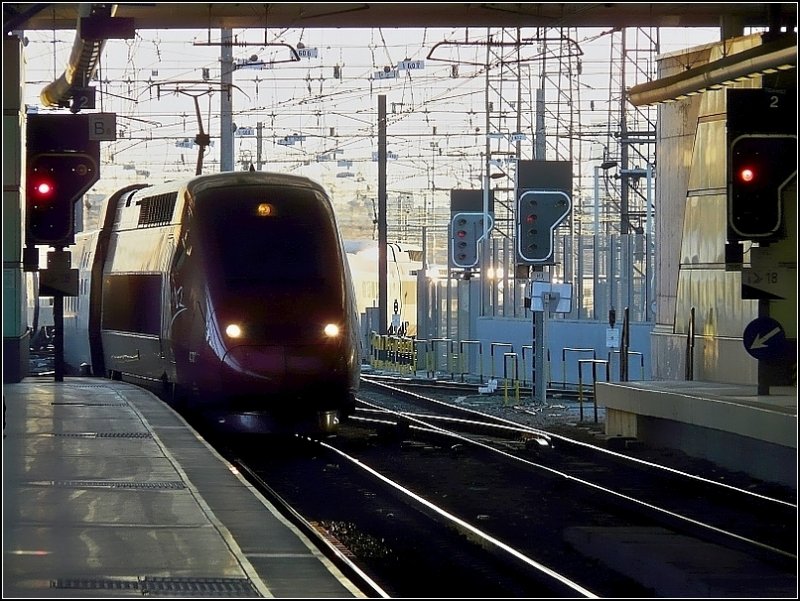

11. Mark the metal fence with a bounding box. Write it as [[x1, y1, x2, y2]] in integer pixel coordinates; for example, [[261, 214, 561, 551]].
[[419, 231, 654, 340]]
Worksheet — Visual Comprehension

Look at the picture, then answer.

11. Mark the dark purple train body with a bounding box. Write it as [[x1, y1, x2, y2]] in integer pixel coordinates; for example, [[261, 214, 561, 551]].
[[65, 171, 360, 433]]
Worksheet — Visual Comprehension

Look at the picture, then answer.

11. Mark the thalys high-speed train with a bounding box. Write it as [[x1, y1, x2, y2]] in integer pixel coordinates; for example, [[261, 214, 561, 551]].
[[63, 171, 361, 433], [346, 241, 422, 337], [346, 241, 449, 337]]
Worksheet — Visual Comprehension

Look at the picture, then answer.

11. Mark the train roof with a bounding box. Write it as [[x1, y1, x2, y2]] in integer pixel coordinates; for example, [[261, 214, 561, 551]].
[[104, 171, 333, 232], [185, 171, 329, 196], [126, 170, 329, 200], [346, 241, 425, 266]]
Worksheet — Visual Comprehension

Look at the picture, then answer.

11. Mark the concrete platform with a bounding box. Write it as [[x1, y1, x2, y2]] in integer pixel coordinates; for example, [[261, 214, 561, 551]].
[[2, 376, 374, 598], [595, 380, 797, 488]]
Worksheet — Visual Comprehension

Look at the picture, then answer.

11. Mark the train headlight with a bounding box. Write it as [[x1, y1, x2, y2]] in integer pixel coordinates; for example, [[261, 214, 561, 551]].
[[256, 203, 274, 217], [323, 323, 340, 338], [225, 323, 243, 338]]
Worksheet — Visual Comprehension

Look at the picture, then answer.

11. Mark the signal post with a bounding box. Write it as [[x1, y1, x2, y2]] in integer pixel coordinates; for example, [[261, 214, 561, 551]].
[[447, 189, 494, 372], [726, 88, 797, 395], [24, 113, 111, 380], [516, 160, 573, 404], [450, 212, 494, 270]]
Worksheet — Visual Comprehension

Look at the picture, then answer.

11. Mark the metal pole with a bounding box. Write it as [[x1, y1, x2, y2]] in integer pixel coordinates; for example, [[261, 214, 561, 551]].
[[418, 226, 429, 342], [256, 122, 263, 170], [502, 237, 510, 316], [535, 89, 546, 159], [645, 162, 653, 320], [686, 307, 695, 380], [482, 31, 492, 318], [619, 32, 630, 235], [757, 300, 769, 395], [531, 267, 546, 404], [541, 295, 549, 394], [593, 166, 601, 320], [621, 306, 630, 381], [609, 234, 616, 320], [378, 95, 388, 334], [220, 28, 234, 172], [482, 172, 490, 316], [53, 292, 64, 382]]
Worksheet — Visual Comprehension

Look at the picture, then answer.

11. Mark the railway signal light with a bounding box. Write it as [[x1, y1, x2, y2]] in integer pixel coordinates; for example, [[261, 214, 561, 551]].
[[26, 152, 99, 246], [727, 134, 797, 240], [449, 212, 492, 269], [26, 113, 102, 247], [516, 190, 571, 263]]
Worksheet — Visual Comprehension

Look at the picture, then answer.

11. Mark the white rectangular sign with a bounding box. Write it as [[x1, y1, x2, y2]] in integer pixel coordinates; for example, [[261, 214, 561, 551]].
[[88, 113, 116, 141], [742, 267, 794, 300]]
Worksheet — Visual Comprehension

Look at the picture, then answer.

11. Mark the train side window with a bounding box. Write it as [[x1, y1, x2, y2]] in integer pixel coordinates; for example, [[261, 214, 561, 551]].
[[102, 274, 161, 335]]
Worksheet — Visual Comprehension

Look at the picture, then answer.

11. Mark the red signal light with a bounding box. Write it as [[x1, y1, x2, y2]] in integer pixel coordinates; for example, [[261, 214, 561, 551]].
[[728, 134, 797, 240], [456, 230, 467, 238], [738, 167, 755, 183], [33, 180, 54, 197]]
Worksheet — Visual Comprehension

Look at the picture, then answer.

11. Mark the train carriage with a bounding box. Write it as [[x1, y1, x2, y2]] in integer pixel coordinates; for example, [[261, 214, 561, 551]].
[[64, 171, 360, 433]]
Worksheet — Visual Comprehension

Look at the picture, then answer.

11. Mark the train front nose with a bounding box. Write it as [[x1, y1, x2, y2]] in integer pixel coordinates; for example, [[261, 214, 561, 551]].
[[218, 317, 351, 396], [222, 344, 347, 388], [218, 342, 353, 432]]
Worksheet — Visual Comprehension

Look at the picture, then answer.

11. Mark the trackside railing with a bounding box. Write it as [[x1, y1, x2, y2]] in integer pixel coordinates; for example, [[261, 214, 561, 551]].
[[503, 353, 520, 405], [429, 337, 453, 378], [367, 335, 643, 407], [608, 349, 644, 381], [561, 347, 596, 389], [458, 340, 483, 383], [578, 358, 610, 423], [489, 342, 513, 381]]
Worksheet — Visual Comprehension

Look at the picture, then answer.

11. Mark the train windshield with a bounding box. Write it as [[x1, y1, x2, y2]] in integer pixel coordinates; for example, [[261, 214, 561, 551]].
[[195, 186, 342, 291]]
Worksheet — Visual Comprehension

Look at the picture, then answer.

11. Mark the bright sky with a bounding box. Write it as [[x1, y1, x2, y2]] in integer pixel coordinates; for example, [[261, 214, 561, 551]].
[[21, 24, 726, 240]]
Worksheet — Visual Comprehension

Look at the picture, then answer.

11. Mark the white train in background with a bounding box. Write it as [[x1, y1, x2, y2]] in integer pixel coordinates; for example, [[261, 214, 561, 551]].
[[346, 240, 446, 337], [26, 272, 55, 351]]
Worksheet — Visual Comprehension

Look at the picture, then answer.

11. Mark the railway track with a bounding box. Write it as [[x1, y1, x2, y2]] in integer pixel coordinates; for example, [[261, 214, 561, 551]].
[[198, 377, 796, 598], [359, 376, 797, 556], [361, 370, 595, 404], [234, 433, 596, 598]]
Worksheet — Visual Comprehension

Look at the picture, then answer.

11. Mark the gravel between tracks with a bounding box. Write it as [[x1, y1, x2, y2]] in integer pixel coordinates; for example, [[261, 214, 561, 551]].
[[408, 386, 795, 501]]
